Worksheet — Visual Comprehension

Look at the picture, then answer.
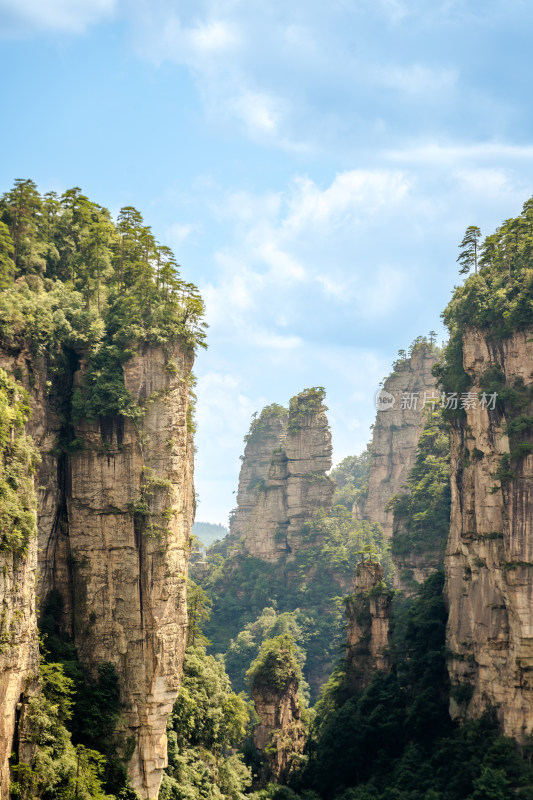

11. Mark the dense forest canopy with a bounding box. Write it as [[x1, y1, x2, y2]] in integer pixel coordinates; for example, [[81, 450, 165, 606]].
[[0, 179, 206, 424]]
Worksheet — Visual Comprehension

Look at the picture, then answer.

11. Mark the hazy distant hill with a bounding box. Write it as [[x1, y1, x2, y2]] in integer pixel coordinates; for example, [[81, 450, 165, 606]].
[[192, 521, 229, 547]]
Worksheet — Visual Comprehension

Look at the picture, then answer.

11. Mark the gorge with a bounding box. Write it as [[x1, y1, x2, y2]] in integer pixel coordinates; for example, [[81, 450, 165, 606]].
[[0, 180, 532, 800]]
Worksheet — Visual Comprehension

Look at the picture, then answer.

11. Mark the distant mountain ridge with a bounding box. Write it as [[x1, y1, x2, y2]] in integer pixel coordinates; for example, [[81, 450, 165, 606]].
[[192, 521, 229, 546]]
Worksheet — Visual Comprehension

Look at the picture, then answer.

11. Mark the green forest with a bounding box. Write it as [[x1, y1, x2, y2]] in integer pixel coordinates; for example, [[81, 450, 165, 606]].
[[2, 182, 533, 800]]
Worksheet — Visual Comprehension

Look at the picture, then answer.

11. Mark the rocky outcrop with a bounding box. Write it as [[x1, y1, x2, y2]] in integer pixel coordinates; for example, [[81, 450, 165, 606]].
[[445, 329, 533, 739], [252, 666, 305, 782], [231, 392, 334, 562], [359, 344, 439, 539], [345, 560, 393, 690], [0, 343, 195, 800]]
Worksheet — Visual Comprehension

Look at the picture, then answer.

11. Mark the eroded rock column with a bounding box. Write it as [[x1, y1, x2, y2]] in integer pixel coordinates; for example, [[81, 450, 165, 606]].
[[445, 329, 533, 739]]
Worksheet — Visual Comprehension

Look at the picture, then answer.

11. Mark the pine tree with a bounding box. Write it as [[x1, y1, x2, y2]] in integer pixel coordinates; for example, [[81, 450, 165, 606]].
[[1, 178, 43, 273], [457, 225, 481, 275]]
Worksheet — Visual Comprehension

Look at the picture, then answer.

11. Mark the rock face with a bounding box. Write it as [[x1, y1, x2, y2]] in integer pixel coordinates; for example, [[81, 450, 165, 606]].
[[359, 344, 439, 539], [0, 545, 39, 797], [231, 393, 334, 562], [345, 561, 393, 690], [392, 549, 444, 596], [445, 329, 533, 739], [0, 351, 48, 800], [252, 674, 305, 782], [0, 343, 195, 799]]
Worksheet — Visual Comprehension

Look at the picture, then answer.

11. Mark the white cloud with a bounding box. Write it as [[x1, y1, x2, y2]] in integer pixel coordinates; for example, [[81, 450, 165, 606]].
[[387, 141, 533, 164], [283, 170, 410, 233], [189, 157, 533, 521], [230, 89, 284, 136], [196, 167, 418, 362], [0, 0, 115, 33]]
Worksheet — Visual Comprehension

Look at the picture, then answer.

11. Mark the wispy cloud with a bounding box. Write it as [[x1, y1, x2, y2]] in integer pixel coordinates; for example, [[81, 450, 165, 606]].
[[0, 0, 115, 33]]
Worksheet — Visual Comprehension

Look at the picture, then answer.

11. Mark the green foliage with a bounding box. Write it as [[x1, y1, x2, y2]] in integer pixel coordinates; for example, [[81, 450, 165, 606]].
[[225, 609, 306, 696], [0, 179, 206, 435], [247, 635, 303, 694], [433, 204, 532, 422], [9, 660, 111, 800], [457, 226, 481, 275], [0, 368, 39, 554], [244, 404, 288, 444], [162, 644, 252, 800], [440, 199, 533, 348], [289, 572, 533, 800], [37, 590, 132, 796], [187, 579, 213, 646], [196, 509, 390, 701], [388, 407, 451, 558], [288, 389, 327, 434], [330, 447, 372, 511]]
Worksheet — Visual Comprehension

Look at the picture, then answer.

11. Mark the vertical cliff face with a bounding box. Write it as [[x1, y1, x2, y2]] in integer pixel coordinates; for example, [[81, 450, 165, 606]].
[[0, 342, 194, 800], [0, 357, 44, 799], [231, 391, 334, 562], [0, 545, 39, 797], [359, 344, 439, 539], [38, 344, 195, 799], [345, 560, 392, 690], [231, 405, 289, 561], [445, 329, 533, 739]]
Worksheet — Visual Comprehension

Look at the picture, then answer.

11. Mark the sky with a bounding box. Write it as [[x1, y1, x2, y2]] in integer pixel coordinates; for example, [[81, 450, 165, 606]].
[[1, 0, 533, 523]]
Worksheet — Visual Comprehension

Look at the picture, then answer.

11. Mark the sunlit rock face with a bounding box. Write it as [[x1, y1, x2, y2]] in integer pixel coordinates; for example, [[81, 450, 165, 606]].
[[0, 342, 195, 800], [231, 393, 334, 562], [445, 329, 533, 740], [358, 345, 439, 539]]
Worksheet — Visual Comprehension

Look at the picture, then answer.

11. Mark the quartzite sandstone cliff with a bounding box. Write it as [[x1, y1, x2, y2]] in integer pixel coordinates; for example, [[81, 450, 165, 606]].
[[0, 542, 39, 797], [0, 343, 195, 799], [445, 329, 533, 739], [358, 344, 439, 539], [231, 393, 334, 562]]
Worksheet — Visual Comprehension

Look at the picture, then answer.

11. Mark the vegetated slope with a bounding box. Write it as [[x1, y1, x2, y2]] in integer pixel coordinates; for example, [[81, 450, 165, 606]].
[[289, 572, 533, 800], [388, 405, 451, 594], [0, 179, 206, 800]]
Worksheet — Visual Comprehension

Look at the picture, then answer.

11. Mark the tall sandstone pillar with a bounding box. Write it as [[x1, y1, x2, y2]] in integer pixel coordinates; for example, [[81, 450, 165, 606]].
[[445, 329, 533, 738]]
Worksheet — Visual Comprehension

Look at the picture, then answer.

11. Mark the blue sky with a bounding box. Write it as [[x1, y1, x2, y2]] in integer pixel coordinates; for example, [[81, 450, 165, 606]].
[[1, 0, 533, 523]]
